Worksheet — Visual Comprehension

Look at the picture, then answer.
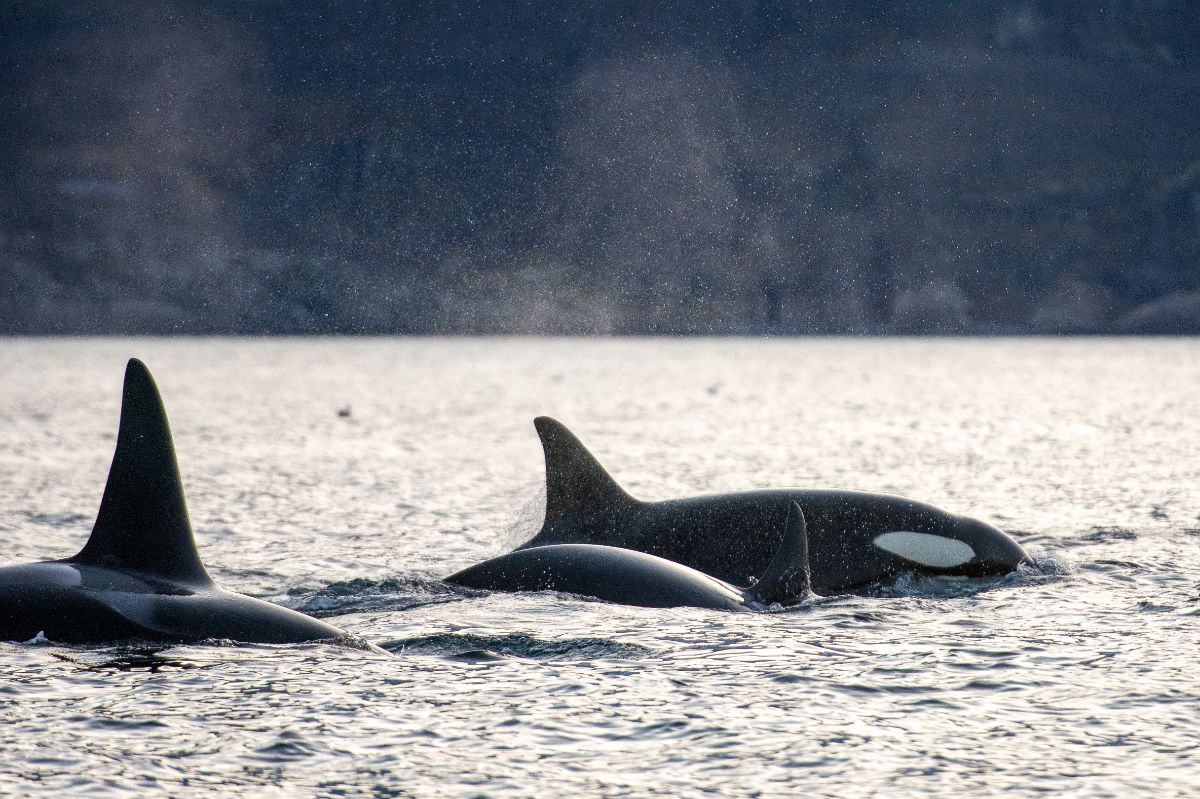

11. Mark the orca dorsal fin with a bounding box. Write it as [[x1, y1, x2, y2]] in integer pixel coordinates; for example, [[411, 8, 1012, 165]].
[[746, 501, 813, 606], [534, 417, 639, 531], [70, 359, 212, 586]]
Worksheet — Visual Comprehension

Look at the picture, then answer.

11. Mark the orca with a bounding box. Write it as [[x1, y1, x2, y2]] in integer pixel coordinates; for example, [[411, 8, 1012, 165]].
[[0, 359, 348, 645], [518, 417, 1032, 594], [447, 501, 813, 611]]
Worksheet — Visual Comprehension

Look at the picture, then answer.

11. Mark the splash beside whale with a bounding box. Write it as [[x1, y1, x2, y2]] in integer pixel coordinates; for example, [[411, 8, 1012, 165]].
[[0, 360, 348, 645], [518, 417, 1031, 594]]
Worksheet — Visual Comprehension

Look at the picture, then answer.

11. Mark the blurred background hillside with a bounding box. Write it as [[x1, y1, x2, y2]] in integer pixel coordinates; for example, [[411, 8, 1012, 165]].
[[2, 1, 1199, 335]]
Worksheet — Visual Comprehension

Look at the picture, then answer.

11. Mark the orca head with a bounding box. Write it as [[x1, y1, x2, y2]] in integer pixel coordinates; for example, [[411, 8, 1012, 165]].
[[947, 514, 1032, 573], [870, 514, 1029, 576], [521, 417, 641, 548]]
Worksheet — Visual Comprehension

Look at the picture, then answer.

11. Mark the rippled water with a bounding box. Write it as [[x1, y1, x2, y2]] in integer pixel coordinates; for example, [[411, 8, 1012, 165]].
[[1, 337, 1198, 797]]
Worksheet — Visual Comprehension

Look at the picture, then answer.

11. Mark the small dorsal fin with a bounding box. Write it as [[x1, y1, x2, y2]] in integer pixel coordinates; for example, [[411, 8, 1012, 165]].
[[69, 359, 212, 585], [746, 501, 813, 606], [533, 417, 639, 531]]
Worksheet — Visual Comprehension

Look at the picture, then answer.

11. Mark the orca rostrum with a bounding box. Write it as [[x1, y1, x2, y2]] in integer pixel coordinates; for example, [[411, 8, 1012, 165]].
[[447, 501, 814, 611], [0, 360, 348, 645], [518, 417, 1032, 594]]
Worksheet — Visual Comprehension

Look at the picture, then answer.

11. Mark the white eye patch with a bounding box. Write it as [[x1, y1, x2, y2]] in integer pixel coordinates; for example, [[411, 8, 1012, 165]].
[[872, 532, 975, 568]]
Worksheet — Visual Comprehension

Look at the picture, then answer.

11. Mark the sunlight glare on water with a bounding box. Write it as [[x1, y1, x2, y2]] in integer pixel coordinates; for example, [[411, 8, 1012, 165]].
[[0, 337, 1198, 797]]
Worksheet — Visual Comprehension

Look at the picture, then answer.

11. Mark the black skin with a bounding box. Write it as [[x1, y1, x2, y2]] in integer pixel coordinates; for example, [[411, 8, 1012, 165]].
[[0, 562, 344, 645], [447, 544, 752, 611], [519, 418, 1032, 595], [451, 501, 814, 611], [525, 488, 1030, 593], [0, 359, 347, 646]]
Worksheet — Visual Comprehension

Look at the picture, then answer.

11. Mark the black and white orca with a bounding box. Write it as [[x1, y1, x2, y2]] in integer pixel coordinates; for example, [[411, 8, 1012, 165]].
[[448, 501, 813, 611], [518, 417, 1032, 594], [0, 360, 348, 645]]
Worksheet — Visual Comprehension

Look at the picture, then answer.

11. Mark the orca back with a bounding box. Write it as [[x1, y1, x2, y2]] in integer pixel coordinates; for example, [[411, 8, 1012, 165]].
[[447, 544, 748, 612]]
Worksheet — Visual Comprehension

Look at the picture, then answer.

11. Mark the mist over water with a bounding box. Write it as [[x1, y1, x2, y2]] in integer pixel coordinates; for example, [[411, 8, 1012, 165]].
[[0, 337, 1198, 796], [3, 5, 1199, 335]]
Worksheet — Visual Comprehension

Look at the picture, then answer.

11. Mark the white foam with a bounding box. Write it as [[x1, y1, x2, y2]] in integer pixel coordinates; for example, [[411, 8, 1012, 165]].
[[872, 532, 975, 568]]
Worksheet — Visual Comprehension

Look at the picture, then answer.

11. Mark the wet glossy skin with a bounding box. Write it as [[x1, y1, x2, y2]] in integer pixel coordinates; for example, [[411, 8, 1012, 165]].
[[522, 417, 1031, 594], [0, 358, 349, 646], [447, 544, 752, 611], [526, 488, 1030, 592], [0, 561, 345, 644]]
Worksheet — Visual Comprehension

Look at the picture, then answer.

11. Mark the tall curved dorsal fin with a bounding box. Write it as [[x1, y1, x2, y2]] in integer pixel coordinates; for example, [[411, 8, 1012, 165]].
[[533, 417, 638, 530], [69, 359, 212, 586], [746, 501, 813, 606]]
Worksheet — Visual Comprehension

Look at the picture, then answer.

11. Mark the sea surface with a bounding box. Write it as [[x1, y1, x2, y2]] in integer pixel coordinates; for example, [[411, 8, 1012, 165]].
[[0, 337, 1198, 798]]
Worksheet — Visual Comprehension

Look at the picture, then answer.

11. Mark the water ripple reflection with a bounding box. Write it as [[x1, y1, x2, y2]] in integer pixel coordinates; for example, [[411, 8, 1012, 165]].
[[0, 338, 1198, 797]]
